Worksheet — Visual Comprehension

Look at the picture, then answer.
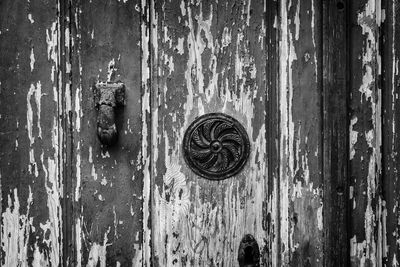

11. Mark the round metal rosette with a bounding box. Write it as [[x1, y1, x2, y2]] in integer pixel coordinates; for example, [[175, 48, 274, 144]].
[[183, 113, 250, 180]]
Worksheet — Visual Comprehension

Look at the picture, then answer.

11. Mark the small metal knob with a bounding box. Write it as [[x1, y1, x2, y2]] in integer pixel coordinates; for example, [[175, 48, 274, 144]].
[[93, 82, 125, 146]]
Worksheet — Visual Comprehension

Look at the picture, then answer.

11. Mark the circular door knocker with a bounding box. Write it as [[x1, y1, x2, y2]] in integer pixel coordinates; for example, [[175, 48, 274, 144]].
[[183, 113, 250, 180]]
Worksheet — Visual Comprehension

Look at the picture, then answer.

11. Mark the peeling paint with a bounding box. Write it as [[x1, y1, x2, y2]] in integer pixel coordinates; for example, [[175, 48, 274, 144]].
[[151, 0, 268, 265], [28, 13, 34, 24], [86, 228, 111, 267], [2, 0, 397, 265], [1, 188, 34, 266], [30, 48, 35, 71], [1, 2, 64, 267], [350, 116, 358, 160], [350, 0, 382, 265]]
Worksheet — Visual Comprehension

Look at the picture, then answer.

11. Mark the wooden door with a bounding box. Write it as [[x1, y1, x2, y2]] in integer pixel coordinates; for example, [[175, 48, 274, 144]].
[[149, 0, 270, 265], [1, 0, 400, 266]]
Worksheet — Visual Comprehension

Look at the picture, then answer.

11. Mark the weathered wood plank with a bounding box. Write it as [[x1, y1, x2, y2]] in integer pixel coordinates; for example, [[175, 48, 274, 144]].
[[59, 1, 74, 265], [278, 0, 323, 265], [349, 0, 383, 265], [141, 0, 153, 266], [382, 0, 400, 265], [0, 0, 64, 265], [322, 0, 350, 266], [265, 0, 280, 265], [150, 0, 268, 265], [70, 1, 144, 265]]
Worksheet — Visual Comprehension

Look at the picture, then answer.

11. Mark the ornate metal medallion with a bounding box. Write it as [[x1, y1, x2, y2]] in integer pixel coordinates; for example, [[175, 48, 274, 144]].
[[183, 113, 250, 180]]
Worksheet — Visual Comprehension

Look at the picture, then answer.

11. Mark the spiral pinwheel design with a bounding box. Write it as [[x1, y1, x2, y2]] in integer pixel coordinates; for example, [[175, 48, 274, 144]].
[[183, 113, 250, 180]]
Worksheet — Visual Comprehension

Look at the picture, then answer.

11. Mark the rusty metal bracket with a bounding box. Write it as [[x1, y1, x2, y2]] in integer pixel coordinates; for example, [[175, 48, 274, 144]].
[[93, 82, 125, 146]]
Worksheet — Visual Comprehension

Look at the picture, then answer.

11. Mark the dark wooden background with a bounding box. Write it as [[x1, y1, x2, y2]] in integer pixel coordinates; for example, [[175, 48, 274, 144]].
[[1, 0, 399, 266]]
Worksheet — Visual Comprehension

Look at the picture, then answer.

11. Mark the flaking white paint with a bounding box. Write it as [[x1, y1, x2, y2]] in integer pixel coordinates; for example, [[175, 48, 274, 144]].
[[1, 188, 35, 267], [350, 1, 382, 265], [30, 48, 35, 71], [141, 0, 152, 264], [28, 13, 34, 24], [279, 0, 291, 263], [86, 228, 111, 267]]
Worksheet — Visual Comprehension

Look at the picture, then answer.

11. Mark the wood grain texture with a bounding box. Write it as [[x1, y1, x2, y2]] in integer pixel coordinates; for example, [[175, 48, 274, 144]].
[[150, 0, 268, 265], [70, 1, 144, 265], [141, 0, 153, 266], [382, 0, 400, 265], [0, 0, 64, 266], [279, 0, 323, 265], [2, 0, 400, 266], [265, 0, 280, 265], [349, 0, 383, 265], [322, 0, 349, 266]]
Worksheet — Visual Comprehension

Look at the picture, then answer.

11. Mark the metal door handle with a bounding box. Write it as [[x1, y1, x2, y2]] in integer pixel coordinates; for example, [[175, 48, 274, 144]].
[[93, 82, 125, 146]]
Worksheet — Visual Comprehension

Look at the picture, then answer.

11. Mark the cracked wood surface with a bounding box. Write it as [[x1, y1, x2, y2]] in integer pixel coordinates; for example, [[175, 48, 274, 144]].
[[0, 0, 65, 265], [150, 0, 269, 265], [1, 0, 400, 266], [349, 1, 383, 265], [322, 0, 349, 266], [70, 1, 144, 266]]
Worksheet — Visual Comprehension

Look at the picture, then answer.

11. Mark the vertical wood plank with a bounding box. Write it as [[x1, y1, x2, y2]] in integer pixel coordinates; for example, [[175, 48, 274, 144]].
[[382, 0, 400, 265], [266, 0, 280, 265], [0, 0, 64, 265], [150, 0, 268, 265], [70, 1, 144, 265], [322, 0, 350, 266], [349, 0, 383, 265], [142, 0, 153, 265], [279, 0, 324, 265], [60, 1, 74, 265]]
